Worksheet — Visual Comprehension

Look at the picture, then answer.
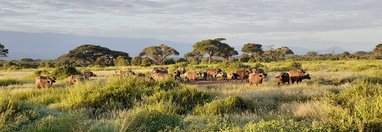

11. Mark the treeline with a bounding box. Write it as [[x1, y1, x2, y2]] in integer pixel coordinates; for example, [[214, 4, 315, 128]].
[[0, 40, 381, 69]]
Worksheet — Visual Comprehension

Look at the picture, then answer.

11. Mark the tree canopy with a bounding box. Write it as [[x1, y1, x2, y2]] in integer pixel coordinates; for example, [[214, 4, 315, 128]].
[[188, 38, 238, 63], [57, 44, 130, 66], [242, 43, 264, 57], [0, 43, 9, 57], [139, 44, 179, 65]]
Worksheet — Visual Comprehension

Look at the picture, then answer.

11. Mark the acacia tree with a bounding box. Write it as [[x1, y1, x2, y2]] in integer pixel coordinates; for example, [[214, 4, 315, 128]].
[[189, 38, 237, 64], [0, 43, 9, 57], [305, 51, 318, 58], [139, 44, 179, 65], [242, 43, 263, 57], [216, 43, 238, 60], [57, 44, 130, 66], [184, 51, 203, 63], [275, 46, 294, 57], [373, 43, 382, 59]]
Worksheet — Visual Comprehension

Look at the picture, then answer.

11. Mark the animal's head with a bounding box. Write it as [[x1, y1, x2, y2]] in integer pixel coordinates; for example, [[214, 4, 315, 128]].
[[304, 74, 311, 80], [173, 70, 180, 76], [50, 77, 57, 83]]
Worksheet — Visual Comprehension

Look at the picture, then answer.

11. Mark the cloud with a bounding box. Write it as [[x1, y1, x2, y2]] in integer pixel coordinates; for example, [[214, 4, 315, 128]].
[[0, 0, 381, 49]]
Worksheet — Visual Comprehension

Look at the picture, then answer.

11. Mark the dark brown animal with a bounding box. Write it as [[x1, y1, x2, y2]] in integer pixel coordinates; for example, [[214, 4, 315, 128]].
[[67, 75, 85, 85], [236, 70, 251, 81], [248, 73, 264, 85], [83, 71, 97, 79], [276, 72, 290, 86], [35, 76, 56, 89], [152, 67, 168, 74], [288, 70, 311, 84], [184, 71, 200, 82], [206, 69, 222, 80], [252, 69, 268, 78], [217, 72, 227, 80], [199, 72, 208, 81]]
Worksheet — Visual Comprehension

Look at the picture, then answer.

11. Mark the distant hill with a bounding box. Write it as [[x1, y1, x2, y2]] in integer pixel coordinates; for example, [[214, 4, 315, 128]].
[[289, 46, 350, 55], [0, 31, 356, 60], [0, 31, 192, 60]]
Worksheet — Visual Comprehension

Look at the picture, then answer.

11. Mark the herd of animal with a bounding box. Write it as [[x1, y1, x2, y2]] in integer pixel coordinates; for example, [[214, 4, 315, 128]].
[[170, 67, 311, 86], [34, 67, 311, 89]]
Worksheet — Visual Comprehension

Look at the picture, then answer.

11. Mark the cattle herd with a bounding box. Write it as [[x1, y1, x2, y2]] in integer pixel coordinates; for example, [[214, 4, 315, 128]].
[[34, 67, 311, 89]]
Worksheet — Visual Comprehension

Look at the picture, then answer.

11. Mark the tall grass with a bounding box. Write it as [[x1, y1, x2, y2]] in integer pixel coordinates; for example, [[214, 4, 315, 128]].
[[0, 60, 381, 131]]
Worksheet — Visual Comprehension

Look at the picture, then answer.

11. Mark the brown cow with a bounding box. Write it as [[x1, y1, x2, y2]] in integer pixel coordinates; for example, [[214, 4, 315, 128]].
[[152, 67, 168, 74], [184, 71, 200, 82], [35, 76, 56, 89], [276, 72, 290, 86], [248, 73, 265, 85], [236, 70, 251, 81], [288, 70, 311, 84], [206, 69, 222, 80], [67, 75, 85, 85]]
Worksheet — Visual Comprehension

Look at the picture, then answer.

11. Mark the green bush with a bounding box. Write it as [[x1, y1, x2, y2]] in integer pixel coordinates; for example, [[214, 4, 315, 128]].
[[121, 109, 182, 132], [147, 87, 212, 114], [34, 69, 51, 77], [289, 62, 303, 70], [51, 64, 80, 79], [318, 82, 382, 131], [194, 96, 254, 115], [0, 79, 21, 87], [59, 77, 180, 111], [24, 112, 92, 132], [0, 95, 59, 131]]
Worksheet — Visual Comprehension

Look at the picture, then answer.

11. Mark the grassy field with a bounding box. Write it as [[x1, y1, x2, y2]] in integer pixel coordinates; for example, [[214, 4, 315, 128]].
[[0, 60, 381, 131]]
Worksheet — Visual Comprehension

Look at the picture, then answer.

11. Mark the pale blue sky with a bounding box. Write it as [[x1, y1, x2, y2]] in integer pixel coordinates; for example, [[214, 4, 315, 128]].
[[1, 0, 382, 51]]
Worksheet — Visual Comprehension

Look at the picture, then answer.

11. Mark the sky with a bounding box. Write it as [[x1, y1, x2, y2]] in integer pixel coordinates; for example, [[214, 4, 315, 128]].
[[1, 0, 382, 57]]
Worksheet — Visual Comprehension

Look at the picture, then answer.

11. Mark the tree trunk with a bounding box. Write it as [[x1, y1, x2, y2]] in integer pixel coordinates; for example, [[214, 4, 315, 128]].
[[208, 56, 211, 64]]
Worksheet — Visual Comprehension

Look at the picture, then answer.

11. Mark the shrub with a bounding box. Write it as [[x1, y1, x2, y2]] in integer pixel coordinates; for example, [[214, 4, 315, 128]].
[[317, 82, 382, 131], [34, 69, 50, 77], [147, 87, 212, 114], [0, 96, 58, 131], [194, 96, 254, 115], [289, 62, 303, 70], [140, 58, 153, 67], [59, 77, 181, 111], [2, 61, 20, 70], [50, 64, 81, 79], [0, 79, 21, 87], [121, 109, 182, 132], [24, 112, 92, 132], [114, 56, 130, 66]]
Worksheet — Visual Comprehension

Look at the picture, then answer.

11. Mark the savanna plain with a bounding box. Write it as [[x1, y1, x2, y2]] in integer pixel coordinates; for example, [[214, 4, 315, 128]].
[[0, 60, 381, 131]]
